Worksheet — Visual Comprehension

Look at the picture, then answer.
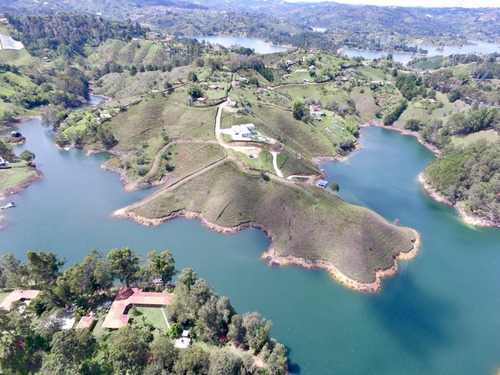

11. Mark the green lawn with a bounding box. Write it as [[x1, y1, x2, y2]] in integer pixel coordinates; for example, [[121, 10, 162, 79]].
[[0, 164, 35, 192], [133, 306, 169, 334], [234, 150, 273, 172]]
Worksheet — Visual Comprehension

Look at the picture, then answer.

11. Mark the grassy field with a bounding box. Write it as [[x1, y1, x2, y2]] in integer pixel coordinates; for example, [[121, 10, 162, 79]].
[[350, 87, 379, 121], [234, 150, 273, 172], [393, 92, 469, 129], [451, 129, 499, 147], [158, 143, 226, 186], [0, 164, 36, 193], [107, 96, 216, 152], [131, 161, 417, 283]]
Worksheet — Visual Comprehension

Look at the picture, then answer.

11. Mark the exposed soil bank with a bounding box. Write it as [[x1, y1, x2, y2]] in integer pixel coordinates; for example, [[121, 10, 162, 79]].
[[113, 208, 420, 293]]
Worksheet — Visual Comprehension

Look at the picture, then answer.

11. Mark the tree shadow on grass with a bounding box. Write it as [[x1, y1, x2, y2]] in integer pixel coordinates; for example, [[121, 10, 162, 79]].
[[368, 272, 456, 365]]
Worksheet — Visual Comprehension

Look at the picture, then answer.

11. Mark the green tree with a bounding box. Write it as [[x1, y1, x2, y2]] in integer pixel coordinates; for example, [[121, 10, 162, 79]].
[[0, 309, 46, 375], [173, 346, 209, 375], [149, 335, 177, 372], [19, 150, 35, 162], [146, 250, 177, 287], [54, 250, 113, 307], [0, 253, 29, 288], [40, 329, 96, 375], [208, 349, 242, 375], [292, 100, 306, 121], [107, 247, 141, 287], [228, 314, 245, 346], [265, 342, 287, 375], [242, 312, 272, 353], [187, 85, 203, 99], [188, 71, 198, 82], [27, 251, 66, 289], [108, 326, 149, 375]]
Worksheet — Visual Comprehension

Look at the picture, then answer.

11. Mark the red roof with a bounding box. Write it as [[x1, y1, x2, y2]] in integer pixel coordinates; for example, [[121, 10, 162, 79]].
[[0, 290, 40, 311], [102, 288, 175, 329], [76, 316, 95, 329]]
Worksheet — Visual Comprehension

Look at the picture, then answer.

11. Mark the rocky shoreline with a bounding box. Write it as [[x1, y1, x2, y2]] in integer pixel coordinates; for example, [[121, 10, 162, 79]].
[[113, 208, 420, 293]]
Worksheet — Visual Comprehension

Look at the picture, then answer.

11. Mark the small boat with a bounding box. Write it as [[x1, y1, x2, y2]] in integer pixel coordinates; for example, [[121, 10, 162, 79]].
[[0, 202, 16, 210]]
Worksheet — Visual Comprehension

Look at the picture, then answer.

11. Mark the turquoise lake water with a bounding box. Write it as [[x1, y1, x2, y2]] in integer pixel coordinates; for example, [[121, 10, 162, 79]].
[[194, 36, 289, 54], [1, 117, 500, 374]]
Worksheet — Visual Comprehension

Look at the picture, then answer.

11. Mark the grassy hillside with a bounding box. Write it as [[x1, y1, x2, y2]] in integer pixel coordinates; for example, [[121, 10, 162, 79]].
[[130, 161, 418, 284]]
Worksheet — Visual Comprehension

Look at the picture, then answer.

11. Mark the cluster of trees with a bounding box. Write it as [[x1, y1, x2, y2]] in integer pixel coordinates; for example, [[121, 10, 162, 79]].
[[423, 69, 499, 106], [273, 31, 339, 53], [0, 248, 287, 375], [425, 140, 500, 223], [473, 62, 500, 80], [383, 100, 407, 126], [54, 112, 117, 150], [444, 107, 499, 136], [6, 13, 146, 57], [0, 63, 20, 74], [168, 268, 288, 374], [395, 74, 425, 101]]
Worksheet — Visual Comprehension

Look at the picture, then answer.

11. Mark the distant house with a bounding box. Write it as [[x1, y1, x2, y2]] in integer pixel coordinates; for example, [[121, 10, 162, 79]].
[[227, 100, 237, 108], [316, 180, 328, 188], [174, 330, 192, 349], [102, 288, 175, 330], [309, 65, 316, 71], [0, 290, 40, 311], [76, 316, 96, 330], [232, 124, 255, 138]]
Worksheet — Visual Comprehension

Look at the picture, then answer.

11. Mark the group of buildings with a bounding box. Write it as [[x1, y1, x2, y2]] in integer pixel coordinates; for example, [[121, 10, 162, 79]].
[[0, 287, 192, 349]]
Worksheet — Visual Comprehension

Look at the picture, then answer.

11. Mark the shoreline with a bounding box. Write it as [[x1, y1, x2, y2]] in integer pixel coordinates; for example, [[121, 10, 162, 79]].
[[362, 121, 440, 155], [418, 173, 498, 228], [100, 163, 167, 192], [0, 168, 43, 202], [0, 118, 45, 202], [113, 208, 420, 293]]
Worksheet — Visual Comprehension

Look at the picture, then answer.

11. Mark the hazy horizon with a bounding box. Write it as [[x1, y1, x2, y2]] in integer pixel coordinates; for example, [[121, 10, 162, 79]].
[[284, 0, 500, 8]]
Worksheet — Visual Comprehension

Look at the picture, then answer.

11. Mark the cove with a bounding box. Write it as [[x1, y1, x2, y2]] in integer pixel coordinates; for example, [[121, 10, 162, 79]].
[[2, 120, 500, 374], [343, 40, 500, 65], [194, 36, 289, 54]]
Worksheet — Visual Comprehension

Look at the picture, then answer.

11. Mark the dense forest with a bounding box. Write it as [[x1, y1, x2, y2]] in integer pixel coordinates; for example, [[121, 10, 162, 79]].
[[424, 140, 500, 224], [0, 249, 288, 375], [6, 13, 147, 57]]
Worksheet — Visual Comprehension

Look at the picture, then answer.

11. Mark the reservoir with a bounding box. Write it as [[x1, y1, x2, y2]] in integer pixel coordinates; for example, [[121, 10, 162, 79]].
[[194, 36, 289, 54], [343, 40, 500, 65], [1, 116, 500, 374]]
